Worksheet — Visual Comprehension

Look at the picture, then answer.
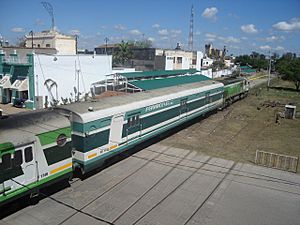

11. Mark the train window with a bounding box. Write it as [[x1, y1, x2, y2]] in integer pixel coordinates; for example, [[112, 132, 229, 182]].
[[128, 115, 140, 128], [14, 150, 23, 166], [1, 153, 12, 170], [25, 147, 33, 163], [57, 134, 67, 147]]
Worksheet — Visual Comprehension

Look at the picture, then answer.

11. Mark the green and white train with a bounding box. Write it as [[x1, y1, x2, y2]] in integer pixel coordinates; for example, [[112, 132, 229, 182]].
[[0, 76, 249, 207]]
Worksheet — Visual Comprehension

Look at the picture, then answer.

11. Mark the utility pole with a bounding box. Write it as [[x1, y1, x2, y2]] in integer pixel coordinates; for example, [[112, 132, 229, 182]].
[[267, 51, 272, 90], [29, 31, 34, 49], [75, 35, 78, 54], [104, 37, 109, 54]]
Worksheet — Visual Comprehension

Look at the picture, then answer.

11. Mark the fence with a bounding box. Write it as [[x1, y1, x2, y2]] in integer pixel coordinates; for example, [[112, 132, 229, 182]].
[[255, 150, 299, 173]]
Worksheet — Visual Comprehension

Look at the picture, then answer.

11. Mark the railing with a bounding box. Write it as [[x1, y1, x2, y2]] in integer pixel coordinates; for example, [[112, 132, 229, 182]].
[[3, 56, 29, 64], [255, 150, 299, 173]]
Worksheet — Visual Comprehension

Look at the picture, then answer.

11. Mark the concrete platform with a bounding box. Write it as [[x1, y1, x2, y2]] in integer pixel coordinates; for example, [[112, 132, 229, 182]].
[[1, 144, 300, 225]]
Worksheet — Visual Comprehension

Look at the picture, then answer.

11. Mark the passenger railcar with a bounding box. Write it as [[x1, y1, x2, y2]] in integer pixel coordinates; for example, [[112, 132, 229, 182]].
[[0, 111, 72, 206], [59, 79, 224, 173], [0, 75, 250, 207]]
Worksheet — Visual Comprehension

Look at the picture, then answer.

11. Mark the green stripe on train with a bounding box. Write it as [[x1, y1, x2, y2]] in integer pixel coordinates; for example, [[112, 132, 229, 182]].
[[38, 127, 71, 146], [0, 168, 72, 205], [0, 142, 15, 157], [79, 102, 220, 172]]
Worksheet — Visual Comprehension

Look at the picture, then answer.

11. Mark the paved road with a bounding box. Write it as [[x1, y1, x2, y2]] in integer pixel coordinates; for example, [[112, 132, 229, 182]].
[[1, 144, 300, 225]]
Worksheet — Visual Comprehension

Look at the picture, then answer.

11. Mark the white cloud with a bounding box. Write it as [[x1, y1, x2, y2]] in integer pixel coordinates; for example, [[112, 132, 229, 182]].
[[241, 37, 248, 40], [114, 24, 126, 30], [129, 29, 142, 36], [275, 46, 285, 51], [195, 31, 201, 35], [69, 29, 80, 35], [222, 36, 240, 43], [259, 45, 271, 50], [171, 29, 182, 35], [11, 27, 25, 33], [205, 33, 217, 39], [158, 29, 168, 36], [265, 35, 285, 42], [241, 24, 258, 34], [202, 7, 218, 20], [273, 18, 300, 31], [152, 24, 160, 28], [148, 37, 155, 42], [100, 25, 106, 29], [161, 36, 168, 40]]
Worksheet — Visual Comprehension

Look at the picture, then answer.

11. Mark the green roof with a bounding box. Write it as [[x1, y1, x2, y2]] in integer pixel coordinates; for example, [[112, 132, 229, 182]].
[[119, 69, 198, 79], [129, 75, 210, 90]]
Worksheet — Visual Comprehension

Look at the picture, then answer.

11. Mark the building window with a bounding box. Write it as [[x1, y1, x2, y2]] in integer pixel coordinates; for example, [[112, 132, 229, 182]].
[[177, 57, 182, 64], [25, 147, 33, 163], [37, 44, 40, 48], [14, 150, 23, 166], [46, 44, 51, 48]]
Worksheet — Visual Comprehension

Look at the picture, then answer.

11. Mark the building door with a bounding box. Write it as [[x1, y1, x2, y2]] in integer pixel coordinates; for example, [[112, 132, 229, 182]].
[[109, 114, 125, 147]]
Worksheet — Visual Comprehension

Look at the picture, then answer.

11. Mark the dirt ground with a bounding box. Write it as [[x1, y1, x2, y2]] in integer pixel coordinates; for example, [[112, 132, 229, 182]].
[[160, 78, 300, 173]]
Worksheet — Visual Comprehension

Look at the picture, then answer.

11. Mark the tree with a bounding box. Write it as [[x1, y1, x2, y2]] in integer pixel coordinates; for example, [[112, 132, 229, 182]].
[[114, 40, 133, 65], [16, 36, 26, 47], [128, 40, 153, 48], [275, 56, 300, 91]]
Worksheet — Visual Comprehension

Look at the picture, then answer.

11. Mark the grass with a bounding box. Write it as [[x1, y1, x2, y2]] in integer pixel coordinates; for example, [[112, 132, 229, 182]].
[[160, 79, 300, 173]]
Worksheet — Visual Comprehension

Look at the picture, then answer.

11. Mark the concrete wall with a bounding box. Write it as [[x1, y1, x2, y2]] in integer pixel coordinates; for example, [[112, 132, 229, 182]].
[[55, 38, 76, 55], [33, 54, 112, 106], [196, 51, 203, 71]]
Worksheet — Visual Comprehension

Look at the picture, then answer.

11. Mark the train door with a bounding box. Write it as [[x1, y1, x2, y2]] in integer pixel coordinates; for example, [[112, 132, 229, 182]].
[[0, 144, 37, 196], [109, 114, 125, 147], [22, 145, 37, 184], [179, 98, 188, 119]]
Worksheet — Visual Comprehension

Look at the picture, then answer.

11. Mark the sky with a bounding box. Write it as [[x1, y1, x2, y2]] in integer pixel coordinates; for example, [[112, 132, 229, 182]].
[[1, 0, 300, 56]]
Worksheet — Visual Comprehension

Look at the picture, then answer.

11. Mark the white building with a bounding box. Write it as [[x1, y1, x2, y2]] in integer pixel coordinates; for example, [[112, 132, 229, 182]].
[[202, 57, 214, 68], [25, 30, 76, 55], [33, 54, 112, 107]]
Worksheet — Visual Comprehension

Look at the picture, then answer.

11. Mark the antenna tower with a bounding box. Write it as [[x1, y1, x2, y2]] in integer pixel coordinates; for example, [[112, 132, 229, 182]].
[[41, 2, 55, 31], [188, 5, 194, 51]]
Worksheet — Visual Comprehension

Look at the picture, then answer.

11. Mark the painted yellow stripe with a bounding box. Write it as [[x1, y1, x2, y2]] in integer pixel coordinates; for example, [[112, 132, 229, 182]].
[[50, 162, 72, 175], [109, 145, 118, 150], [88, 153, 97, 159]]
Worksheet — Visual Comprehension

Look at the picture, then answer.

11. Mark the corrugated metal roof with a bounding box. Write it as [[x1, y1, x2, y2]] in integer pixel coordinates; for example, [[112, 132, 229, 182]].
[[129, 75, 210, 90], [119, 69, 198, 79]]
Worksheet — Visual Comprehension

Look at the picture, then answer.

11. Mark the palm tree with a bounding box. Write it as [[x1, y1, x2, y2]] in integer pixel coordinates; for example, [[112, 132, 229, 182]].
[[115, 40, 133, 65]]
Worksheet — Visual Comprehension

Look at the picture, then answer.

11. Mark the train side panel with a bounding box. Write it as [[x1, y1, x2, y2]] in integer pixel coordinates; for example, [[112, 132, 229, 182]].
[[71, 84, 224, 173], [0, 127, 72, 207]]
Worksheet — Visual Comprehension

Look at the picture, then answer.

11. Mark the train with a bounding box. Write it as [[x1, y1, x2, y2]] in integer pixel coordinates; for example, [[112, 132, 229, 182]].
[[0, 75, 249, 207]]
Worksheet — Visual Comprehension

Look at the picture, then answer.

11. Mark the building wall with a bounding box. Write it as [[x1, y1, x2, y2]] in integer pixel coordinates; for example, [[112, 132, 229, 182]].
[[25, 31, 76, 55], [33, 54, 112, 106], [54, 38, 76, 55]]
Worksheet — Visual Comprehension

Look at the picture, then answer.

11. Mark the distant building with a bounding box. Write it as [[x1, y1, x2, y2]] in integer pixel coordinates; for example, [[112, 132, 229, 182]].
[[205, 43, 225, 60], [95, 44, 197, 71], [0, 50, 112, 109], [25, 30, 76, 55]]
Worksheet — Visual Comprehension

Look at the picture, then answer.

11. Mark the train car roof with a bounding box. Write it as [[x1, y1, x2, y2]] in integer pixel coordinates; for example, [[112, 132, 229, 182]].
[[216, 77, 246, 85], [0, 110, 70, 147], [57, 79, 223, 117]]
